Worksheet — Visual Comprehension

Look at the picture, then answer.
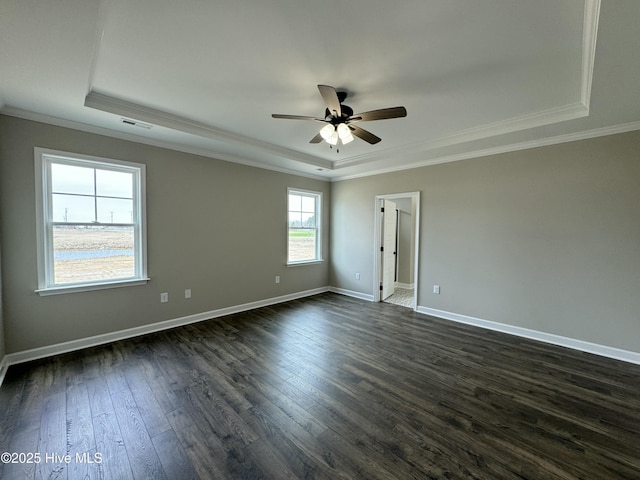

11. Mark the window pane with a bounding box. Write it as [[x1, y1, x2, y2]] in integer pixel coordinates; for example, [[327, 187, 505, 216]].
[[301, 212, 316, 228], [301, 195, 315, 213], [97, 197, 134, 223], [52, 225, 135, 285], [287, 190, 321, 263], [288, 194, 301, 212], [51, 163, 95, 195], [288, 229, 317, 262], [52, 194, 95, 223], [288, 212, 302, 227], [96, 169, 133, 198]]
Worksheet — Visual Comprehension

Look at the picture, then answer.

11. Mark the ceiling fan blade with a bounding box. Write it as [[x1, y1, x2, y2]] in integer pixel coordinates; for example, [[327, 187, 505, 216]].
[[318, 85, 342, 117], [272, 114, 324, 121], [349, 106, 407, 122], [349, 125, 381, 144], [309, 133, 324, 143]]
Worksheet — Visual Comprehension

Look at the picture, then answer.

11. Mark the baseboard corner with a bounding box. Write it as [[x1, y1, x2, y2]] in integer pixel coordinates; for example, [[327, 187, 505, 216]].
[[329, 287, 375, 302]]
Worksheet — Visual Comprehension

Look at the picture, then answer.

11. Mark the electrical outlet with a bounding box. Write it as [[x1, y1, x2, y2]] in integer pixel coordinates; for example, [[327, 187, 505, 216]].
[[185, 289, 192, 299], [160, 292, 169, 303], [355, 273, 361, 280], [275, 275, 280, 284], [433, 285, 440, 294]]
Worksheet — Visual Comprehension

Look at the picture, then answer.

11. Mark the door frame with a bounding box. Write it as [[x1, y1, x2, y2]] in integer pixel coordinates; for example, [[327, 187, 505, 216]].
[[381, 199, 398, 301], [373, 191, 421, 308]]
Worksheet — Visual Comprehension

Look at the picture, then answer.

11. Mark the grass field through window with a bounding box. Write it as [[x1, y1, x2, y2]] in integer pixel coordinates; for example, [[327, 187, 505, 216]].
[[288, 229, 317, 262]]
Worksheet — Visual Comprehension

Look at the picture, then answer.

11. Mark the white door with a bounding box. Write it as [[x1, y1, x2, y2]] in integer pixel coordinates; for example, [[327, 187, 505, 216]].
[[381, 199, 397, 300]]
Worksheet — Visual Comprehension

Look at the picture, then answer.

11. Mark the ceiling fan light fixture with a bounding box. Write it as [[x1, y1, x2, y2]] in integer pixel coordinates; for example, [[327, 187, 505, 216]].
[[319, 124, 335, 141], [327, 130, 339, 145], [336, 123, 350, 139], [341, 132, 354, 144], [336, 123, 354, 144]]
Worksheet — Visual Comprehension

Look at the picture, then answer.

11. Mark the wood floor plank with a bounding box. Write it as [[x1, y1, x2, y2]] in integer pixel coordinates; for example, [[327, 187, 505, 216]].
[[123, 364, 171, 438], [151, 428, 200, 480], [1, 293, 639, 479], [110, 388, 167, 480], [36, 386, 68, 478], [66, 375, 102, 480], [0, 371, 26, 479], [2, 426, 40, 480], [92, 412, 134, 480], [166, 407, 229, 480], [13, 363, 47, 436]]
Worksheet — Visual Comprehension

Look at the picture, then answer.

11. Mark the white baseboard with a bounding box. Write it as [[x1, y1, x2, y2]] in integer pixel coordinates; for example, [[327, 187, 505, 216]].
[[417, 306, 640, 365], [3, 287, 330, 371], [329, 287, 375, 302], [4, 290, 638, 390], [396, 282, 414, 290]]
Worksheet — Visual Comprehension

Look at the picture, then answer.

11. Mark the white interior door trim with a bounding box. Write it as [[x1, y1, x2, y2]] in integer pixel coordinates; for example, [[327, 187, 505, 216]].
[[381, 199, 397, 300], [373, 191, 421, 308]]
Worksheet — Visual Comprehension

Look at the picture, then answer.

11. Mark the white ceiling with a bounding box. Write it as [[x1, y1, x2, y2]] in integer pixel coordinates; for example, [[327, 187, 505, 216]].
[[1, 0, 639, 180]]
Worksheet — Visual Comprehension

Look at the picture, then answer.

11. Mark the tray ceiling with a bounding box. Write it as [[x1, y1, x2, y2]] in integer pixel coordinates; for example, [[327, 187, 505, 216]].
[[2, 0, 639, 180]]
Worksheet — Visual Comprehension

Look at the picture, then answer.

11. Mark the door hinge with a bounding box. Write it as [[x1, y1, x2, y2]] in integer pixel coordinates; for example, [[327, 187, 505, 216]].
[[380, 246, 384, 252], [380, 207, 385, 213], [380, 284, 383, 291]]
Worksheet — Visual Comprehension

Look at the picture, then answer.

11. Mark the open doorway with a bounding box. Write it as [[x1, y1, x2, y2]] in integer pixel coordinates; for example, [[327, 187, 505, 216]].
[[373, 192, 420, 309]]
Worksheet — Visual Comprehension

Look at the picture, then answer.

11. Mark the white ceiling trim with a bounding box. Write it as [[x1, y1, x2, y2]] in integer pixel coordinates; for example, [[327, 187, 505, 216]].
[[581, 0, 601, 109], [4, 109, 638, 184], [332, 102, 589, 170], [84, 0, 110, 97], [78, 1, 600, 177], [331, 120, 640, 182], [84, 91, 332, 170], [0, 106, 329, 181]]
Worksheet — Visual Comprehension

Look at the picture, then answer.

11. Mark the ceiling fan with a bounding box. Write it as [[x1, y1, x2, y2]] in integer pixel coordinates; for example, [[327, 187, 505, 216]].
[[272, 85, 407, 147]]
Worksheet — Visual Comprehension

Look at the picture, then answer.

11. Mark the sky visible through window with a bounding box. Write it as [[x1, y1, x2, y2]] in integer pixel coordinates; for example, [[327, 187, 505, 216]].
[[288, 193, 316, 228], [51, 163, 134, 224]]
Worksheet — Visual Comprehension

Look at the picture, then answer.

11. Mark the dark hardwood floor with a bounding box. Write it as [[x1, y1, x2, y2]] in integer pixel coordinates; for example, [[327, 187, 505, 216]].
[[1, 292, 639, 479]]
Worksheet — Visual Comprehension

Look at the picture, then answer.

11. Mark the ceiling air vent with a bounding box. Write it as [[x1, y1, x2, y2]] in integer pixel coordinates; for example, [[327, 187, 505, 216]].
[[120, 118, 152, 129]]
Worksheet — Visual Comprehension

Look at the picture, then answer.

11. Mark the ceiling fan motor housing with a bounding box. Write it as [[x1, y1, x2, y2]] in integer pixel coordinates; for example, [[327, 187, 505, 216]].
[[325, 103, 354, 123]]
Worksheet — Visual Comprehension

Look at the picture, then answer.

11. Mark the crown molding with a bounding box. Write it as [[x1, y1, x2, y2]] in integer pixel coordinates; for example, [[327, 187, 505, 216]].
[[0, 107, 330, 181], [330, 120, 640, 182], [581, 0, 601, 110], [84, 91, 332, 170], [333, 102, 589, 170]]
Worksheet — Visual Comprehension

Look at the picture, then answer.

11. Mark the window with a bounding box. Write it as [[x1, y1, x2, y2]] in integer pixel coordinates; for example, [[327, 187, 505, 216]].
[[35, 148, 148, 294], [287, 188, 322, 264]]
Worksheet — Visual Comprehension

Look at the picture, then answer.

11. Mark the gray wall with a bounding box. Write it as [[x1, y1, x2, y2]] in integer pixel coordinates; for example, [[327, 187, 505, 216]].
[[2, 112, 639, 357], [330, 131, 640, 352], [0, 115, 330, 353]]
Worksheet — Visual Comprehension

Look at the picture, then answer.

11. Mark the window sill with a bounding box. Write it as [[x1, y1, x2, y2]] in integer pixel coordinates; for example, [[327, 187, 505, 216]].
[[35, 278, 150, 296], [286, 260, 324, 267]]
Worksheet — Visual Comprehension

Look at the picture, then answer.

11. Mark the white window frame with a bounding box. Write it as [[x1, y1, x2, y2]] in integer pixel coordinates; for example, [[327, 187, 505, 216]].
[[34, 148, 149, 295], [287, 188, 323, 266]]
